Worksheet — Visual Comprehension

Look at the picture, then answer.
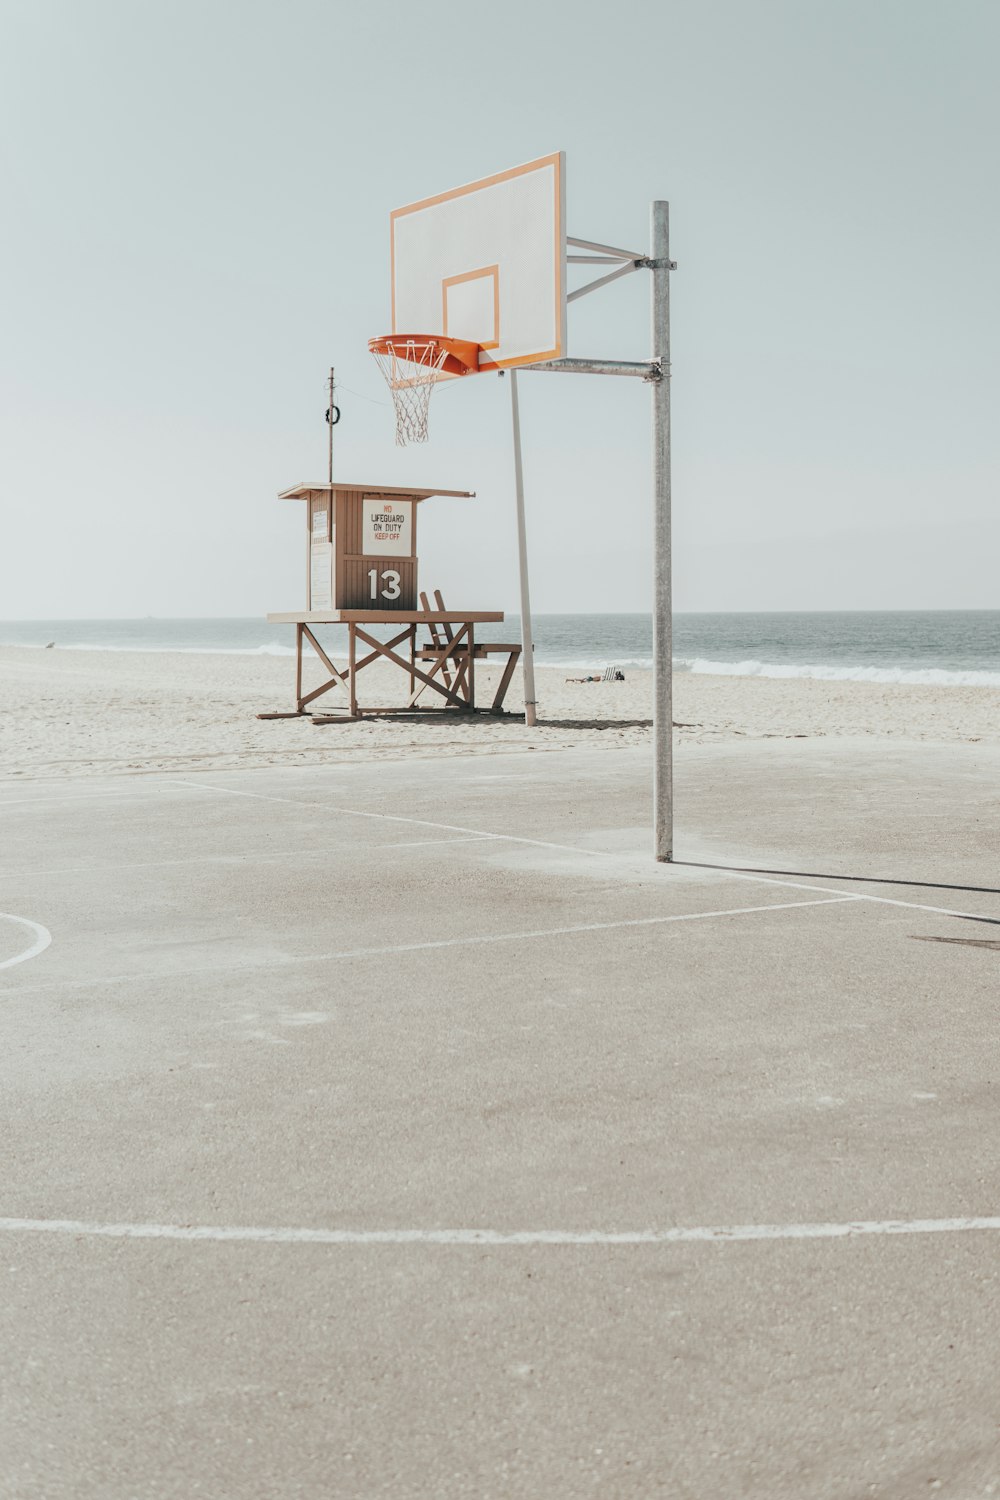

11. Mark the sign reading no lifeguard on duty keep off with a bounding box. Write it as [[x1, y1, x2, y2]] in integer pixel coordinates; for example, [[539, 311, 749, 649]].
[[362, 498, 412, 553]]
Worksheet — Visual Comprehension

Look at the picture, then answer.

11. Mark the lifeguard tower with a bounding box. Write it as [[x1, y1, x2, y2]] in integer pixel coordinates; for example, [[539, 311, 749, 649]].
[[266, 480, 521, 719], [282, 479, 468, 614]]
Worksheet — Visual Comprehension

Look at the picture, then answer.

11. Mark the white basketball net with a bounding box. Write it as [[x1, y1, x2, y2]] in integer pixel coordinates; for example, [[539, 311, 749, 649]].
[[370, 339, 450, 446]]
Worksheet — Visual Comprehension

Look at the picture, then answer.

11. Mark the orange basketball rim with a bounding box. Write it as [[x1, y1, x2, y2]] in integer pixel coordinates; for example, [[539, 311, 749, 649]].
[[368, 335, 482, 379], [368, 335, 483, 446]]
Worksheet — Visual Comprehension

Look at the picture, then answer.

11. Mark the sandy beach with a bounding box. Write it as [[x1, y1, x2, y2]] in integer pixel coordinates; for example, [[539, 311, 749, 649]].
[[2, 643, 998, 781]]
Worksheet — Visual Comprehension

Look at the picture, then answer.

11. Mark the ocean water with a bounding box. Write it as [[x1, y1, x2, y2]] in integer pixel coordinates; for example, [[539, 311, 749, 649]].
[[1, 613, 999, 687]]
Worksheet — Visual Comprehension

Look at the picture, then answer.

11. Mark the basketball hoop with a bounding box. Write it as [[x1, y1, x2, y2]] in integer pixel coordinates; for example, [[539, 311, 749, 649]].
[[368, 335, 481, 446]]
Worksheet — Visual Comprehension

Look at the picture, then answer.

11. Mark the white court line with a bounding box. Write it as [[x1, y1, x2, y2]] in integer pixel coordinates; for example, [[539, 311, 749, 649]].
[[0, 793, 150, 811], [0, 837, 495, 884], [381, 835, 494, 849], [170, 778, 1000, 928], [2, 1214, 999, 1246], [706, 867, 1000, 927], [170, 779, 604, 860], [0, 849, 338, 882], [0, 897, 859, 996], [0, 786, 190, 810], [15, 772, 993, 928], [0, 913, 52, 970]]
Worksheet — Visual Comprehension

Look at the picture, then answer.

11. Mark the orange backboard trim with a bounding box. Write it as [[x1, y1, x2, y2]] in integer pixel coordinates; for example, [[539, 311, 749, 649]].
[[391, 151, 563, 222], [442, 265, 500, 351]]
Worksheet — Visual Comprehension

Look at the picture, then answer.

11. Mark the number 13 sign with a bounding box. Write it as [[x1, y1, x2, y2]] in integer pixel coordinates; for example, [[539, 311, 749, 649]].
[[368, 567, 401, 601]]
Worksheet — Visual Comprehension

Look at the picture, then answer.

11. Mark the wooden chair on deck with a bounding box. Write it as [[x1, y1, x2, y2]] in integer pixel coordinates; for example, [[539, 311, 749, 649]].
[[415, 590, 523, 715]]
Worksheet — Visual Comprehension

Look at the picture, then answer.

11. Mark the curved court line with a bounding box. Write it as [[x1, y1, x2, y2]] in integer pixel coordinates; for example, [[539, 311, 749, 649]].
[[1, 1214, 999, 1246], [0, 913, 52, 970]]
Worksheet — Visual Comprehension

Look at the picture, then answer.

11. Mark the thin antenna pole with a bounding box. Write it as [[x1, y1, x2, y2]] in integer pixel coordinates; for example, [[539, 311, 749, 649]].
[[509, 369, 538, 727], [651, 202, 673, 861], [327, 367, 335, 485]]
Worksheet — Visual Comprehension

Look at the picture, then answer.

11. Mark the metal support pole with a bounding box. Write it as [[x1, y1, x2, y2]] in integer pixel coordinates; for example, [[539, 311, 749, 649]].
[[509, 368, 537, 727], [327, 368, 335, 484], [651, 202, 673, 861]]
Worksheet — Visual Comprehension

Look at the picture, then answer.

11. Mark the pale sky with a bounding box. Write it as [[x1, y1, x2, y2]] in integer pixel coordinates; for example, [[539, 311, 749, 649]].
[[2, 0, 997, 618]]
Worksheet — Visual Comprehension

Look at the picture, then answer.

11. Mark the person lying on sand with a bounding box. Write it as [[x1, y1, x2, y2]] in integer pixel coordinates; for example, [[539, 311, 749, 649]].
[[565, 670, 625, 683]]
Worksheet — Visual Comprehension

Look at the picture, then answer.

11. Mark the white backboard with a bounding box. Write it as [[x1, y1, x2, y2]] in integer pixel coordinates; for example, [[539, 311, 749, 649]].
[[390, 152, 566, 372]]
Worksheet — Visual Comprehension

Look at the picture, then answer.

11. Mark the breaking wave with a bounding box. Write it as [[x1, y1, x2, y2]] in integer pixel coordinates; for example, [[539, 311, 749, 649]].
[[55, 641, 300, 658], [677, 657, 1000, 687]]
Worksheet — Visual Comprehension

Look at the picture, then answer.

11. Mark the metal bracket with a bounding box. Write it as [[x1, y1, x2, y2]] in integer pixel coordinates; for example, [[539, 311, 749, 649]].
[[567, 260, 640, 304], [566, 246, 677, 306], [567, 235, 643, 260]]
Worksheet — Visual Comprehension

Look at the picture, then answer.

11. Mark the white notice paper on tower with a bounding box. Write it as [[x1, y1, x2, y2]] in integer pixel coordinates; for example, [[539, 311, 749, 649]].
[[362, 498, 412, 553], [310, 542, 332, 610]]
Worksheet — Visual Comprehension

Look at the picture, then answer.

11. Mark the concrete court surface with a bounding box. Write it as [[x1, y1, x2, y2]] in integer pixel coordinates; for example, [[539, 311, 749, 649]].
[[1, 737, 999, 1499]]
